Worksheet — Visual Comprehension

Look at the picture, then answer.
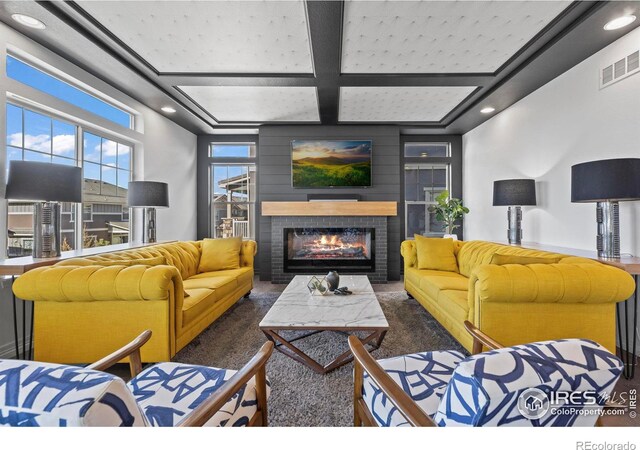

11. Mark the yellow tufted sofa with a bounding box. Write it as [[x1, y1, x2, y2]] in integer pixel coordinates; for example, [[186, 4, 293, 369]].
[[401, 240, 635, 353], [12, 240, 257, 364]]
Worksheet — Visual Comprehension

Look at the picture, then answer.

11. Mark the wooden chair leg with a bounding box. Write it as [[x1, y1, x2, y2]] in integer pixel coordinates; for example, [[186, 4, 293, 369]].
[[353, 359, 364, 426], [255, 365, 268, 427]]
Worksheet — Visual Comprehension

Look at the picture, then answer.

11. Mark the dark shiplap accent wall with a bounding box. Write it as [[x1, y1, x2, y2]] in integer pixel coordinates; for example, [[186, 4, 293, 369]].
[[258, 125, 401, 281]]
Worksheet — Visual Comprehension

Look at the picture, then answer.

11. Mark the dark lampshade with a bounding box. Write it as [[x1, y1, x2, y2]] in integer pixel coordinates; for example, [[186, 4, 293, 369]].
[[493, 179, 537, 206], [128, 181, 169, 208], [5, 160, 82, 202], [571, 158, 640, 203]]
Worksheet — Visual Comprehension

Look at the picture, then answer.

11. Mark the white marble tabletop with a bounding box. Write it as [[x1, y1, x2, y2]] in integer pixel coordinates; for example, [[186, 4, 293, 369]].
[[259, 275, 389, 330]]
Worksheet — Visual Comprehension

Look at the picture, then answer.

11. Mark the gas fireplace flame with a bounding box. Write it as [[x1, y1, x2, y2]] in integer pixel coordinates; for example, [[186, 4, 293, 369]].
[[289, 229, 372, 261]]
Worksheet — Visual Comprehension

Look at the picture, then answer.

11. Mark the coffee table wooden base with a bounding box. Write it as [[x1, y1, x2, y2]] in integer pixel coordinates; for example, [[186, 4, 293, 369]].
[[261, 328, 387, 374]]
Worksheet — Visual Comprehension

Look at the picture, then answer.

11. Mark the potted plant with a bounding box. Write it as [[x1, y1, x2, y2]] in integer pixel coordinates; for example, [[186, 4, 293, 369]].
[[427, 190, 469, 240]]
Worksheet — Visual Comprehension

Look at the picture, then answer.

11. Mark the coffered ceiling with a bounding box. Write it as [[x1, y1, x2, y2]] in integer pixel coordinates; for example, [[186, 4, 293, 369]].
[[341, 1, 570, 73], [0, 1, 639, 134]]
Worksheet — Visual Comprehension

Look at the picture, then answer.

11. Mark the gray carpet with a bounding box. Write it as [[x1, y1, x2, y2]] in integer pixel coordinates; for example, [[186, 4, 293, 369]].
[[174, 291, 466, 427]]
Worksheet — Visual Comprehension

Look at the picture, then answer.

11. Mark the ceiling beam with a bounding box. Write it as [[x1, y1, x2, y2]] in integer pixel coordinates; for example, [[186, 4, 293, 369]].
[[306, 0, 343, 124]]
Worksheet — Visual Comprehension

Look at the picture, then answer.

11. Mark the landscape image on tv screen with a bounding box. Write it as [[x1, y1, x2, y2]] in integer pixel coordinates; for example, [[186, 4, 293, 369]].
[[291, 140, 372, 188]]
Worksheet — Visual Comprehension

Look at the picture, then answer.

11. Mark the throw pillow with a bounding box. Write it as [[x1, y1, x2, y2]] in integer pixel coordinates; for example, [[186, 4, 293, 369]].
[[489, 253, 561, 265], [414, 234, 459, 272], [198, 237, 243, 273]]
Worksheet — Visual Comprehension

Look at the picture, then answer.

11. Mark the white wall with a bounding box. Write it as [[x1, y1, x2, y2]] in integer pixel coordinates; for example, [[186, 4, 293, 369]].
[[463, 27, 640, 355], [0, 22, 197, 357], [137, 112, 197, 242], [463, 26, 640, 257]]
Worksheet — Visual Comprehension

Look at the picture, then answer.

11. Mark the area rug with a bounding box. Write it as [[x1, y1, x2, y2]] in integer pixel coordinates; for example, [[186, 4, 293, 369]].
[[174, 291, 466, 427]]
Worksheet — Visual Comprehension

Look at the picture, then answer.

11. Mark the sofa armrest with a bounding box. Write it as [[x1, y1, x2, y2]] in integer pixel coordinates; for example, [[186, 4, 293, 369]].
[[13, 265, 183, 302], [239, 240, 257, 268], [401, 240, 417, 270], [471, 263, 635, 305]]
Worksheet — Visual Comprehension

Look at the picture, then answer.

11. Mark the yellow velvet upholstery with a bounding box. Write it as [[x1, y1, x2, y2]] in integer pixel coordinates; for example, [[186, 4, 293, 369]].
[[13, 240, 257, 364], [489, 253, 561, 266], [401, 239, 635, 353], [198, 237, 242, 273], [414, 235, 458, 272]]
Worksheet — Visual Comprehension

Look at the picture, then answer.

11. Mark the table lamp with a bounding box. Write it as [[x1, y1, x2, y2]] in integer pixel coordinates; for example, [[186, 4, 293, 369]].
[[127, 181, 169, 243], [493, 179, 537, 245], [5, 161, 82, 258], [571, 158, 640, 258]]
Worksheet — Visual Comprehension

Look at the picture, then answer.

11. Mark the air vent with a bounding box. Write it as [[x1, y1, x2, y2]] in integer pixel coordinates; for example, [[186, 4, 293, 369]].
[[601, 50, 640, 88]]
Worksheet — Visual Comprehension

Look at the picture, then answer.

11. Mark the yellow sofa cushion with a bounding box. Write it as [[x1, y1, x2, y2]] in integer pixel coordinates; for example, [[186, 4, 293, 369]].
[[182, 288, 217, 326], [419, 273, 469, 301], [183, 275, 238, 293], [188, 267, 254, 287], [490, 253, 561, 265], [414, 235, 458, 272], [438, 289, 470, 323], [198, 237, 242, 273]]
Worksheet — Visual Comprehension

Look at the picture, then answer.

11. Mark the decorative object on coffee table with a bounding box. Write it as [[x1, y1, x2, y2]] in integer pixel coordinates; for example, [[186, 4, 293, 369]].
[[260, 275, 388, 374], [5, 161, 82, 258], [307, 276, 330, 296], [571, 158, 640, 258], [493, 179, 537, 245], [325, 270, 340, 291], [427, 190, 469, 240], [128, 181, 169, 243]]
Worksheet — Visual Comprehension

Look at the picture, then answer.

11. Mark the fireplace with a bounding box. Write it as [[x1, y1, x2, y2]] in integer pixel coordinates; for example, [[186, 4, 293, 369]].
[[283, 227, 375, 273]]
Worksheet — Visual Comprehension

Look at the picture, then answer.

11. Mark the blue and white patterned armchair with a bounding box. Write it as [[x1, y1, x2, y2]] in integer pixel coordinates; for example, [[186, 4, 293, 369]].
[[0, 331, 273, 427], [349, 321, 623, 427]]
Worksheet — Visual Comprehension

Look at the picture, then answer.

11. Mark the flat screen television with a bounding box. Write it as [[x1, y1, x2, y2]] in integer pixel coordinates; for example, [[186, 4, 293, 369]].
[[291, 140, 372, 188]]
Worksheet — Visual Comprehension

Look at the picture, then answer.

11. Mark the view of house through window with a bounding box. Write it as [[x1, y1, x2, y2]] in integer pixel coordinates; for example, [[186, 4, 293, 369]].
[[5, 103, 78, 257], [4, 104, 132, 257], [405, 163, 450, 238], [209, 143, 257, 239], [211, 164, 256, 239], [81, 132, 131, 248]]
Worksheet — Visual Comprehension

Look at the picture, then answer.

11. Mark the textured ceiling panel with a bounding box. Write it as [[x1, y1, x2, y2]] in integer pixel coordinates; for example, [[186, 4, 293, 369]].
[[339, 86, 476, 122], [76, 0, 313, 73], [178, 86, 320, 122], [341, 0, 571, 73]]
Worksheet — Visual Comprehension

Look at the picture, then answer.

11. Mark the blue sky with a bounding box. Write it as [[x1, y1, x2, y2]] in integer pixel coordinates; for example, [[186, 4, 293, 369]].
[[6, 55, 131, 128]]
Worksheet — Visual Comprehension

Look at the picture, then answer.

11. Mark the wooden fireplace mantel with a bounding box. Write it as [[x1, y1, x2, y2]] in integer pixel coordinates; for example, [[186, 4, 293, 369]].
[[261, 201, 397, 217]]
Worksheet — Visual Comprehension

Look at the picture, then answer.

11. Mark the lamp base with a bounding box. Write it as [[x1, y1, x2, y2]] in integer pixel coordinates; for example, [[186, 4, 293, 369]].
[[507, 206, 522, 245], [596, 201, 620, 258], [33, 202, 61, 258], [143, 207, 157, 244]]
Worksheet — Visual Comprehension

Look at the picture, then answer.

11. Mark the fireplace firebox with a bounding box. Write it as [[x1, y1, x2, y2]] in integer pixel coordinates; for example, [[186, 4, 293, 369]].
[[283, 227, 375, 273]]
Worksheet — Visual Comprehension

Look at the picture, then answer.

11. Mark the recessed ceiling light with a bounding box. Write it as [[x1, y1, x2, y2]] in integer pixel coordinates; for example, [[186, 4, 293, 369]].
[[604, 15, 636, 31], [480, 107, 496, 114], [11, 14, 46, 30], [161, 106, 176, 113]]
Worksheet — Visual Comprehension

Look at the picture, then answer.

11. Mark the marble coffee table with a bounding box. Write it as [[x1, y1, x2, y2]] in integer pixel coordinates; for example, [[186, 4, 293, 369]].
[[259, 275, 389, 374]]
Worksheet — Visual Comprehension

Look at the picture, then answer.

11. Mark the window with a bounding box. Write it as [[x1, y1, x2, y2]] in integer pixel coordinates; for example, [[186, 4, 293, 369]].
[[6, 55, 132, 129], [82, 132, 132, 247], [211, 164, 256, 239], [210, 143, 256, 158], [5, 104, 78, 256], [404, 142, 450, 158], [405, 164, 450, 238]]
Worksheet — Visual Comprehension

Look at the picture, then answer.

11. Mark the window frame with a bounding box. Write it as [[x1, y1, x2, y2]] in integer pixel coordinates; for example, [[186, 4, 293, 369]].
[[5, 99, 135, 255], [209, 162, 257, 239], [6, 53, 134, 130], [404, 163, 451, 239], [209, 142, 257, 159], [404, 141, 451, 158]]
